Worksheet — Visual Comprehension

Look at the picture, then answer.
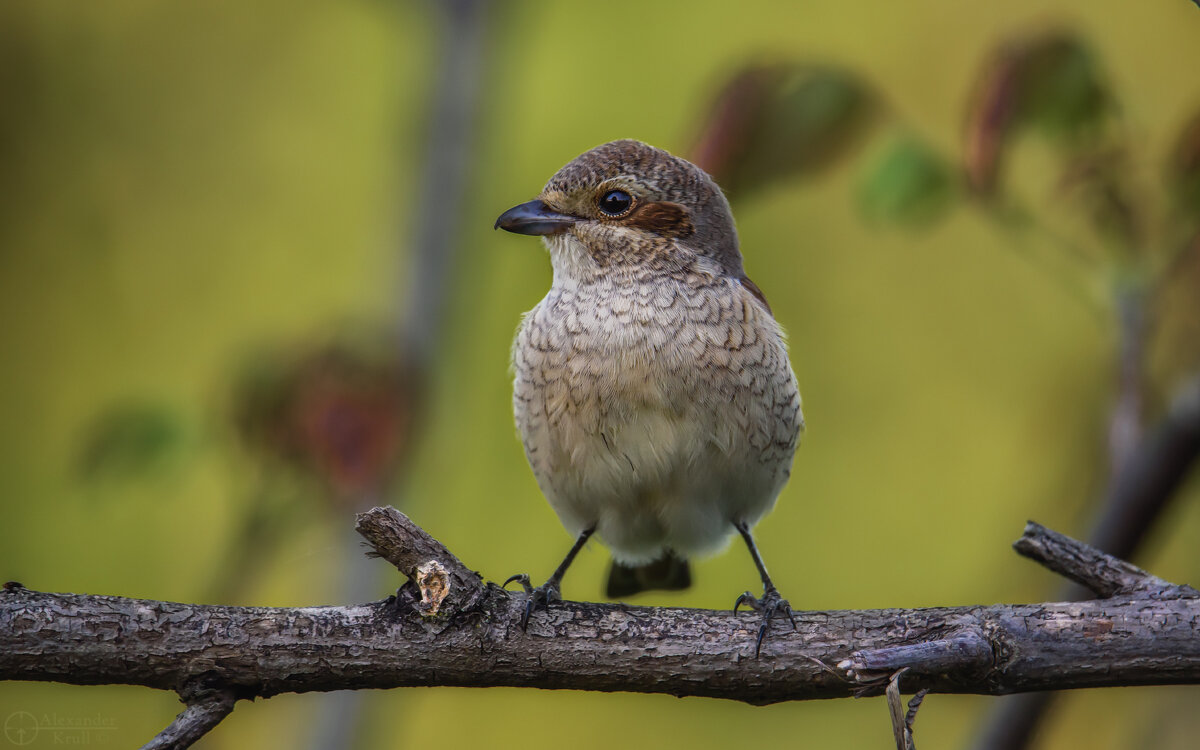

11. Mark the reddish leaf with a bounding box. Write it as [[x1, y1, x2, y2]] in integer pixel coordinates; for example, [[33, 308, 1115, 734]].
[[964, 31, 1112, 195], [691, 64, 876, 197]]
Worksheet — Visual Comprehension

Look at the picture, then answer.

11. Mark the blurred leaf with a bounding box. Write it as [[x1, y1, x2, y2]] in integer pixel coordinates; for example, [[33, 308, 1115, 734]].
[[232, 332, 421, 503], [1020, 35, 1110, 140], [692, 64, 876, 197], [858, 135, 955, 228], [689, 66, 778, 186], [1166, 106, 1200, 216], [963, 45, 1022, 194], [964, 31, 1113, 194], [76, 402, 187, 482]]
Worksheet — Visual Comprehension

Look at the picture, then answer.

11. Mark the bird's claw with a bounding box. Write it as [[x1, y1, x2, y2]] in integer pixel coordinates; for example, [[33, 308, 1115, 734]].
[[502, 573, 560, 631], [503, 573, 533, 595], [733, 585, 796, 657]]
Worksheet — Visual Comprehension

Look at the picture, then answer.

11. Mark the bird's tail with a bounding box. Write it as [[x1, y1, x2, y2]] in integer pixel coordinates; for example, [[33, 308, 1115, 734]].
[[605, 552, 691, 598]]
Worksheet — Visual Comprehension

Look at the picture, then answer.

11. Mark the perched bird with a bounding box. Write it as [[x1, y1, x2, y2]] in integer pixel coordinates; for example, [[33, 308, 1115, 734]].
[[495, 140, 803, 654]]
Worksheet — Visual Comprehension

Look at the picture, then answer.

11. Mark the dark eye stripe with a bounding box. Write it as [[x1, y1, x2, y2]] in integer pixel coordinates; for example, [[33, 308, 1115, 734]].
[[625, 200, 694, 238]]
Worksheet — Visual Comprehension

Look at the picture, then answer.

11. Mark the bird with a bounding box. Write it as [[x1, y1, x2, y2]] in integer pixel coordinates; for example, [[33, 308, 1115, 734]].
[[494, 139, 803, 655]]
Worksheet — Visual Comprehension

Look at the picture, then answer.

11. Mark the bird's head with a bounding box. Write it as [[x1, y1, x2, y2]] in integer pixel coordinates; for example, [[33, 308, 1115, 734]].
[[495, 140, 742, 282]]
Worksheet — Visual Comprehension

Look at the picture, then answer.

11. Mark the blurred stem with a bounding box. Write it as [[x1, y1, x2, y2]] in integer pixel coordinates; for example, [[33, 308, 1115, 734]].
[[304, 1, 492, 750], [207, 472, 306, 605], [969, 692, 1058, 750], [306, 491, 387, 750], [1084, 372, 1200, 568], [976, 196, 1107, 320], [394, 0, 489, 371], [1108, 279, 1147, 477], [1155, 227, 1200, 297]]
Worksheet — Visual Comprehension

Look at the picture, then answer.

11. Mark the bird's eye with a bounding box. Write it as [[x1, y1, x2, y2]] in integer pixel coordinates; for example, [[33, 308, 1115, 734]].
[[598, 189, 634, 217]]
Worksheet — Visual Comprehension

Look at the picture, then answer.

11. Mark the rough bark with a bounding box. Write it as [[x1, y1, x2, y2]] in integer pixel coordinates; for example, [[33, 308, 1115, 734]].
[[2, 509, 1199, 748]]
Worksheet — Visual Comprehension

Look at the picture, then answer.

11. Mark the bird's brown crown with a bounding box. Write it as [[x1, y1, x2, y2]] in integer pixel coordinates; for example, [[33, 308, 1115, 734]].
[[540, 140, 743, 275]]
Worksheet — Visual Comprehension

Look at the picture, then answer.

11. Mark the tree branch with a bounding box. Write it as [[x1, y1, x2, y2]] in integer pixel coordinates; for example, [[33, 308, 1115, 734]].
[[140, 676, 237, 750], [1011, 520, 1197, 599], [3, 509, 1200, 747], [971, 374, 1200, 750]]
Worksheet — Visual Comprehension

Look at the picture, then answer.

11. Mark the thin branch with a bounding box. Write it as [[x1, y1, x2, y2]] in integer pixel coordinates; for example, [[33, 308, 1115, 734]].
[[976, 196, 1107, 318], [1012, 521, 1195, 599], [140, 678, 237, 750], [887, 669, 916, 750], [838, 629, 993, 685], [354, 505, 485, 616], [905, 690, 930, 740]]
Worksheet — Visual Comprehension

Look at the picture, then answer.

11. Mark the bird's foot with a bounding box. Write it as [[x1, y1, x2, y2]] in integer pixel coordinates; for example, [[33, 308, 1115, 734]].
[[502, 573, 562, 631], [734, 584, 796, 657]]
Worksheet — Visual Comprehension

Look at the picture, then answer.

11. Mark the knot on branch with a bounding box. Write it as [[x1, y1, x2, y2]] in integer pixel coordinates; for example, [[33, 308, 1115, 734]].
[[415, 560, 449, 616], [177, 672, 234, 704], [354, 506, 486, 617]]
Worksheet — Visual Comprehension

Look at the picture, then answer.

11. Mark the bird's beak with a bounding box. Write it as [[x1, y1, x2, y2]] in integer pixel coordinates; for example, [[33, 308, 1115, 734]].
[[494, 200, 580, 236]]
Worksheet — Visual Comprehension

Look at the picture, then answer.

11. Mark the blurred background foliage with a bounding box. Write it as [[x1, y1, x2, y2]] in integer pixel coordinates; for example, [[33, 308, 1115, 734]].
[[2, 1, 1199, 748]]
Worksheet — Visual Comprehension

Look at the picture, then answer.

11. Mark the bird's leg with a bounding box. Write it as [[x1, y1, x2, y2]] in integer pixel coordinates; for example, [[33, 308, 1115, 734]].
[[503, 526, 594, 630], [732, 521, 796, 657]]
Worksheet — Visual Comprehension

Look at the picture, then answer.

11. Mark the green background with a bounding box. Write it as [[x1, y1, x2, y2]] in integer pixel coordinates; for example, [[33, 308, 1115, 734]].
[[2, 1, 1199, 748]]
